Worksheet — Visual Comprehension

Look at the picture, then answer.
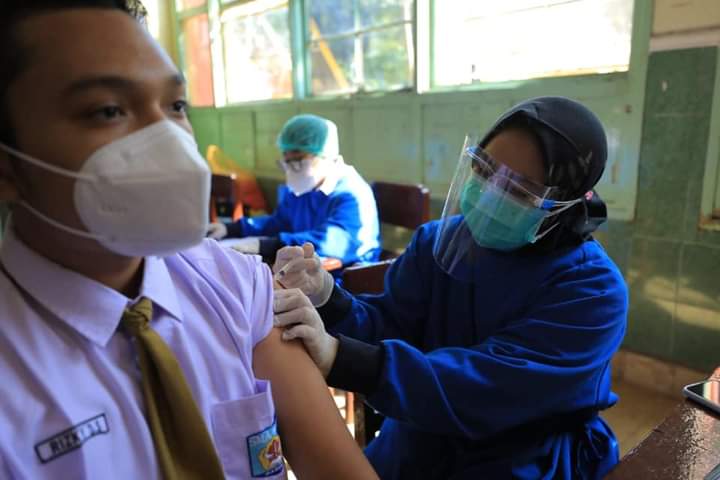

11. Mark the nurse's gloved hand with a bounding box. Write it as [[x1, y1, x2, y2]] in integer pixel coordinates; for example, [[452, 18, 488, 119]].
[[206, 222, 227, 240], [273, 288, 339, 377], [273, 243, 334, 307]]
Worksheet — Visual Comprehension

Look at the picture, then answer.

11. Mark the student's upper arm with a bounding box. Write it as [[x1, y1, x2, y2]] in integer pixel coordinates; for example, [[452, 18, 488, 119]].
[[253, 328, 377, 480], [247, 253, 375, 478]]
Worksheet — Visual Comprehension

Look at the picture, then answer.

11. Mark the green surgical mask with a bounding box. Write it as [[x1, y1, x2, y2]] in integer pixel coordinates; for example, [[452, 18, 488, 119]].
[[459, 177, 549, 251]]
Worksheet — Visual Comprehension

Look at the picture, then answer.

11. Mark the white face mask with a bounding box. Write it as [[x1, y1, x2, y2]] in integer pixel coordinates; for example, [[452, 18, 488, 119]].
[[286, 171, 321, 196], [0, 120, 211, 257], [285, 156, 332, 196]]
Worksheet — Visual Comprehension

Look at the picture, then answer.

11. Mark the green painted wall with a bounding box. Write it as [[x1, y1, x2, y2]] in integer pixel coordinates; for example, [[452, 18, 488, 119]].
[[188, 72, 649, 221], [597, 46, 720, 372]]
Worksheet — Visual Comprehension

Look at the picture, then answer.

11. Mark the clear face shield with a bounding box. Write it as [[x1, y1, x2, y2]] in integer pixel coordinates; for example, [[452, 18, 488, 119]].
[[432, 136, 584, 281]]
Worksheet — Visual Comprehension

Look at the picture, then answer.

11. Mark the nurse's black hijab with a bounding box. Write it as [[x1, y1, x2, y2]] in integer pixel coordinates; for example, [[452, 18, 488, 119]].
[[479, 96, 609, 255]]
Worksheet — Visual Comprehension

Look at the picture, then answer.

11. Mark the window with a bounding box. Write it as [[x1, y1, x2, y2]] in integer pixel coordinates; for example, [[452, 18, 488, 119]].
[[433, 0, 634, 87], [143, 0, 161, 40], [220, 0, 293, 103], [176, 1, 215, 106], [306, 0, 414, 95], [173, 0, 636, 103]]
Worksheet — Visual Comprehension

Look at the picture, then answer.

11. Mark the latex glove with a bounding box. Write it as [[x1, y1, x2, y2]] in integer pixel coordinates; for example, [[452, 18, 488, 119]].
[[273, 242, 334, 307], [228, 236, 261, 254], [273, 288, 339, 377], [206, 222, 227, 240]]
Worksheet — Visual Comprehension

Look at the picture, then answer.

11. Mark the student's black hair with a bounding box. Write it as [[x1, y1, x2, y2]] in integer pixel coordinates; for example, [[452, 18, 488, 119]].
[[0, 1, 147, 146]]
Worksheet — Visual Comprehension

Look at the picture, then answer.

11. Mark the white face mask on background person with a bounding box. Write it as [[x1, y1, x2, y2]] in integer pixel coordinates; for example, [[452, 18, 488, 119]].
[[284, 155, 333, 196], [0, 120, 211, 257], [286, 169, 321, 196]]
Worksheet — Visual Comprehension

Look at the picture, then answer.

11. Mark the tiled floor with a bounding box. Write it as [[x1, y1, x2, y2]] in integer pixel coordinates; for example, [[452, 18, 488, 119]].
[[603, 379, 679, 457]]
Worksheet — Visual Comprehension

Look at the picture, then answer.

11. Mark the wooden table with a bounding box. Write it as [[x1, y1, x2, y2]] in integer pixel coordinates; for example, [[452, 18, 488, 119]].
[[606, 367, 720, 479]]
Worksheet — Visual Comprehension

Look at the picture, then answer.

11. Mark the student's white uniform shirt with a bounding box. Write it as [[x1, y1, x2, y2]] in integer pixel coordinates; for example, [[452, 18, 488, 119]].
[[0, 228, 286, 479]]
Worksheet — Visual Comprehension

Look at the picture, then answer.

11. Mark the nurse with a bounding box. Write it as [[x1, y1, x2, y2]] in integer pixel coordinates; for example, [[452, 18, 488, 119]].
[[273, 97, 629, 479], [207, 114, 381, 266]]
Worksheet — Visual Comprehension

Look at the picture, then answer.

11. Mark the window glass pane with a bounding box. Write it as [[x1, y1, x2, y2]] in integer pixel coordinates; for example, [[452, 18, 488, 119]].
[[358, 0, 412, 28], [308, 0, 414, 95], [363, 25, 413, 91], [434, 0, 634, 87], [310, 37, 355, 94], [310, 26, 412, 95], [308, 0, 412, 37], [181, 14, 215, 106], [309, 0, 355, 37], [177, 0, 205, 10], [222, 1, 292, 103]]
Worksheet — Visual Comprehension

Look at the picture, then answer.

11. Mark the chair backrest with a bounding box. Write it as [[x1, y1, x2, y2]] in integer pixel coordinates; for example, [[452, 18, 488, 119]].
[[210, 173, 242, 222], [372, 181, 430, 230], [342, 260, 394, 295]]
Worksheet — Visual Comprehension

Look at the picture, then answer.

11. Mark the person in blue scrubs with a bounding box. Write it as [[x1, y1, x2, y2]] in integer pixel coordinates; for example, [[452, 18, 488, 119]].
[[272, 97, 628, 479], [207, 114, 380, 266]]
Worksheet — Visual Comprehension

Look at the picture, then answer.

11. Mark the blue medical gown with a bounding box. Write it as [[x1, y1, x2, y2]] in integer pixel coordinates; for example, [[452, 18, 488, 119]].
[[233, 166, 380, 265], [324, 220, 628, 479]]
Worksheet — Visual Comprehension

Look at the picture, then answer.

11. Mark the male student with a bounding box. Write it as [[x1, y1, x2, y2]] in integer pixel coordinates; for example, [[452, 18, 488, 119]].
[[0, 1, 377, 478]]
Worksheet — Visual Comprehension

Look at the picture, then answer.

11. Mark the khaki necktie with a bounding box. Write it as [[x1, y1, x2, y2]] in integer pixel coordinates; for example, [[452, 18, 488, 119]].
[[122, 298, 225, 479]]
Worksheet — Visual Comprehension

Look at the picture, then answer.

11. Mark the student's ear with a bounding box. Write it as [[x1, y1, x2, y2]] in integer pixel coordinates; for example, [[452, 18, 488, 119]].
[[0, 151, 21, 203]]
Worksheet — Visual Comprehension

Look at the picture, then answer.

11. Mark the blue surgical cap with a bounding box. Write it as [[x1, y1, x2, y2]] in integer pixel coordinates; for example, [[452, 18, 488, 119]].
[[277, 114, 339, 158]]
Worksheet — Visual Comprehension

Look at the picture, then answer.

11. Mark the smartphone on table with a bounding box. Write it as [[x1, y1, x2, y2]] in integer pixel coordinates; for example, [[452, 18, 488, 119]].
[[683, 380, 720, 415]]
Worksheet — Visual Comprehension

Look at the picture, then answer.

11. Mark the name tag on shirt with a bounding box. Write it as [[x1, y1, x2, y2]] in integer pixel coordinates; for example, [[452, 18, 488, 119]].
[[35, 414, 109, 464]]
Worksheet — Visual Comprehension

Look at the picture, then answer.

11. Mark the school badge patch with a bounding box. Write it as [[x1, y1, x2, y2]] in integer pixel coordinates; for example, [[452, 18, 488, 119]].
[[246, 418, 284, 477]]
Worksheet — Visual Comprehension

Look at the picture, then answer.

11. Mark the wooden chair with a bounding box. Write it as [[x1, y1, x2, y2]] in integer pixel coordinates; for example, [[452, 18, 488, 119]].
[[210, 173, 243, 223], [341, 181, 431, 447], [372, 181, 431, 229], [372, 181, 431, 260], [342, 259, 394, 295], [206, 145, 268, 217], [317, 180, 430, 273], [343, 181, 431, 292]]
